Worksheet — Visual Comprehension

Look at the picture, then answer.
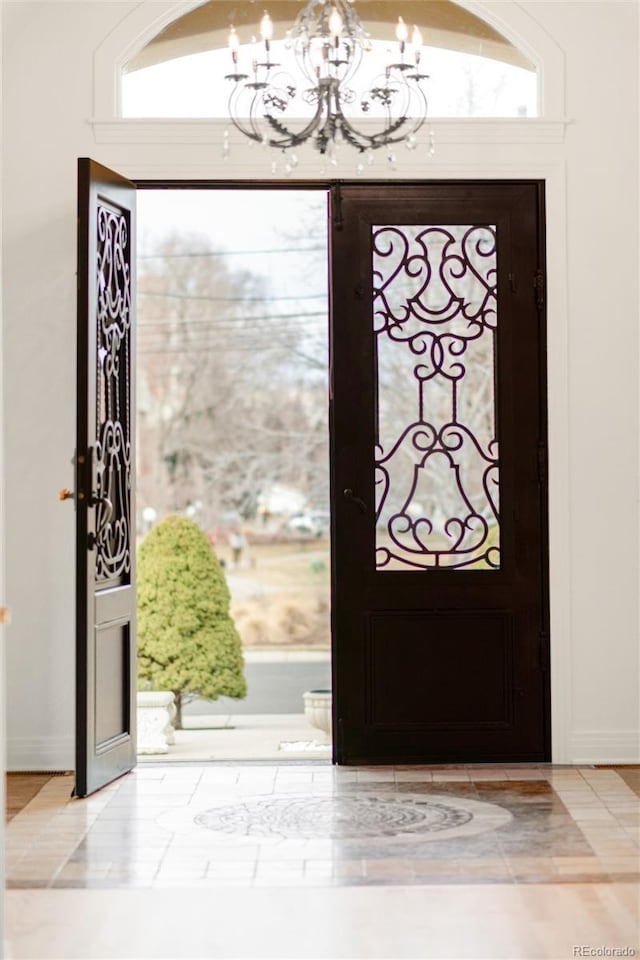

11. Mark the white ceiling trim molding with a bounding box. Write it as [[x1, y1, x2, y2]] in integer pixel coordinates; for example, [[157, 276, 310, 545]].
[[93, 0, 566, 120], [90, 117, 570, 146]]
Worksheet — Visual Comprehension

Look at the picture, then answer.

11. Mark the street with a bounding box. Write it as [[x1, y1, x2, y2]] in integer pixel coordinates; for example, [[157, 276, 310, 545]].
[[183, 654, 331, 716]]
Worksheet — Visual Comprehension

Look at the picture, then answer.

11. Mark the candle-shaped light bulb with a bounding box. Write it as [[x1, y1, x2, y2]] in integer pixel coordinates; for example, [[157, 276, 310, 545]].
[[260, 11, 273, 41], [228, 26, 240, 64], [396, 16, 409, 44], [250, 35, 258, 71], [329, 6, 343, 37], [411, 25, 423, 64]]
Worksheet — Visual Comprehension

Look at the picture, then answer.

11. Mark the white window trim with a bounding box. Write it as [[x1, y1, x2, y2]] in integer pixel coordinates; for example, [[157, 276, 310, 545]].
[[93, 0, 566, 122]]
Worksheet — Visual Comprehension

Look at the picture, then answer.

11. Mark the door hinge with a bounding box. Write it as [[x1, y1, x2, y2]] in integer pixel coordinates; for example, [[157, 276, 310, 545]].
[[536, 441, 548, 484], [75, 449, 88, 503], [332, 182, 344, 232], [508, 272, 517, 293], [533, 268, 545, 311]]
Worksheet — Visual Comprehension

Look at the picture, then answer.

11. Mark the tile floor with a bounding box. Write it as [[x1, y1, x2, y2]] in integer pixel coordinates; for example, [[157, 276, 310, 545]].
[[5, 764, 640, 959]]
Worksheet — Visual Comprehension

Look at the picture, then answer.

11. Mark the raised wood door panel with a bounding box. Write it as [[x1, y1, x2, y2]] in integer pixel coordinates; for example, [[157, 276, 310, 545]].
[[330, 181, 549, 763], [76, 158, 137, 797]]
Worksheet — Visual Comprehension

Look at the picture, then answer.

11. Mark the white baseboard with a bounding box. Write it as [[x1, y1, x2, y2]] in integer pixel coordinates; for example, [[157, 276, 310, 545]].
[[568, 729, 640, 764], [6, 731, 639, 768], [7, 736, 74, 771]]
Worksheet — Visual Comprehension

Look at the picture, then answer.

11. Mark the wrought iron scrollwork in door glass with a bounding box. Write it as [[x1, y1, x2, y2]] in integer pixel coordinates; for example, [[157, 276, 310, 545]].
[[95, 201, 132, 583], [373, 224, 500, 570]]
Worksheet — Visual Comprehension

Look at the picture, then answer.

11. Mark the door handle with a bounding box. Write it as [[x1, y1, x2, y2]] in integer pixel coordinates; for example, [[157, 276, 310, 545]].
[[343, 488, 367, 513]]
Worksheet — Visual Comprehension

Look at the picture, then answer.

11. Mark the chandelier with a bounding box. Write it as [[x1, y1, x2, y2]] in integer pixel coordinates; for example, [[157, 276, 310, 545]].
[[224, 0, 430, 163]]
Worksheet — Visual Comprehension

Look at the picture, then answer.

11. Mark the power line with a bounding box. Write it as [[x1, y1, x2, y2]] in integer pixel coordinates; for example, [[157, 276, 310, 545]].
[[138, 342, 318, 351], [138, 340, 326, 355], [138, 323, 327, 339], [138, 324, 327, 344], [138, 290, 327, 302], [139, 329, 325, 347], [138, 310, 327, 329], [139, 245, 326, 260]]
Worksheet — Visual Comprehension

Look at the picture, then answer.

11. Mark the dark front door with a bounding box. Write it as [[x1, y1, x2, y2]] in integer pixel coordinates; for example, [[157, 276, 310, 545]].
[[331, 181, 549, 763], [75, 158, 137, 796]]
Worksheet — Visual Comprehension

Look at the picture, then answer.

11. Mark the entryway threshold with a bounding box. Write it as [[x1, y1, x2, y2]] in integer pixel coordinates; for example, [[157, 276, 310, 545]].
[[138, 713, 331, 763]]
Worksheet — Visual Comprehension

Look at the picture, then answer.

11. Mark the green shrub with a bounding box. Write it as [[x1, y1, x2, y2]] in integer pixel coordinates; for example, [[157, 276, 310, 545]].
[[137, 514, 246, 726]]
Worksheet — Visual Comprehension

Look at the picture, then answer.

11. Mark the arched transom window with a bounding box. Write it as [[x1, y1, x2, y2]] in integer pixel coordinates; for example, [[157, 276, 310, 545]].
[[122, 0, 538, 118]]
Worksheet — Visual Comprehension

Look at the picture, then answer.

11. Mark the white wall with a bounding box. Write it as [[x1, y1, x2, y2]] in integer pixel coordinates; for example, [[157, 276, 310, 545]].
[[2, 1, 139, 769], [1, 0, 638, 768], [0, 1, 6, 944], [553, 0, 640, 761]]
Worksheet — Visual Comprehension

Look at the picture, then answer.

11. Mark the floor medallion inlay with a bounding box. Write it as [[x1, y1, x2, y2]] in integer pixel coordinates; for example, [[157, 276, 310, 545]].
[[193, 792, 512, 841]]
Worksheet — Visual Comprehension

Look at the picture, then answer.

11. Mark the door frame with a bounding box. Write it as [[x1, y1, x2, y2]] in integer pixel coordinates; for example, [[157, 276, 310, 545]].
[[131, 177, 550, 764]]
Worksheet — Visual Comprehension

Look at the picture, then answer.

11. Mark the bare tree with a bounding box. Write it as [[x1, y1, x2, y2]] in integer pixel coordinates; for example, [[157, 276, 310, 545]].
[[137, 230, 330, 532]]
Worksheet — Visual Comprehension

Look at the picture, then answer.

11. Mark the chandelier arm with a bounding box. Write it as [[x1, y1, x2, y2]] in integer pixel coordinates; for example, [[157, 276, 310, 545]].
[[367, 91, 428, 146], [338, 115, 414, 150], [228, 116, 263, 145], [333, 84, 415, 151], [226, 85, 266, 145], [341, 41, 363, 89], [261, 83, 330, 149], [363, 79, 429, 148], [329, 93, 370, 151]]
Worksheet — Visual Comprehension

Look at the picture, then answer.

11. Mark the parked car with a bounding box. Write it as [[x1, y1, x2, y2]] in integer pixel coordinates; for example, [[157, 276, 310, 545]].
[[286, 511, 330, 537]]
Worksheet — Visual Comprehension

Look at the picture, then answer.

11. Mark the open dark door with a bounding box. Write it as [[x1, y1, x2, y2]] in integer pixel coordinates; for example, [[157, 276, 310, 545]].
[[75, 158, 137, 796], [331, 181, 549, 763]]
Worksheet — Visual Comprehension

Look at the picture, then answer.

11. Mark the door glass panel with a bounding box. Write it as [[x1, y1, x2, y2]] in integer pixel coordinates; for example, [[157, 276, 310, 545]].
[[95, 200, 133, 585], [374, 224, 500, 570]]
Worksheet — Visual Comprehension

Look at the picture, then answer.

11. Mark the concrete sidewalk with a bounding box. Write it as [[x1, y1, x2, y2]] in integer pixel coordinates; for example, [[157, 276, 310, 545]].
[[138, 713, 332, 762]]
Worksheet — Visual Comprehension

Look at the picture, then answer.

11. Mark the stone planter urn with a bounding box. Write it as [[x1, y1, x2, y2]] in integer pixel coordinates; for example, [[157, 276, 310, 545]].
[[137, 691, 177, 755], [303, 689, 332, 739]]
